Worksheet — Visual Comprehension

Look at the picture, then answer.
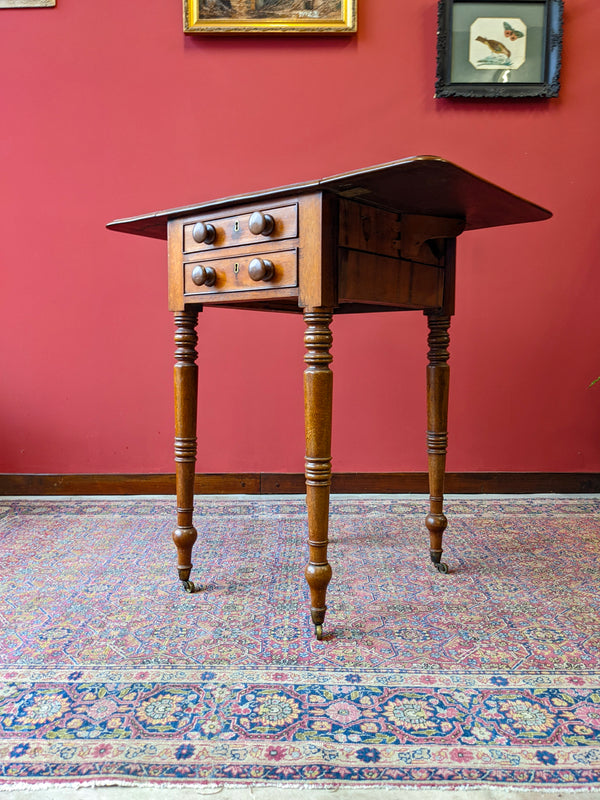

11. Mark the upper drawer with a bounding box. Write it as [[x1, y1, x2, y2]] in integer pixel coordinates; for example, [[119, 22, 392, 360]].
[[183, 203, 298, 254]]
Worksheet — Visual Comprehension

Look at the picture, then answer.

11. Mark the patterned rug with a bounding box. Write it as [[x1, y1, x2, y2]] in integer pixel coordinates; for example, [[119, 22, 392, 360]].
[[1, 495, 599, 789]]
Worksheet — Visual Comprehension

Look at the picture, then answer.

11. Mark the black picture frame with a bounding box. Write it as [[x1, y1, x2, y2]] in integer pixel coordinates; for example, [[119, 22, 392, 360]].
[[435, 0, 563, 98]]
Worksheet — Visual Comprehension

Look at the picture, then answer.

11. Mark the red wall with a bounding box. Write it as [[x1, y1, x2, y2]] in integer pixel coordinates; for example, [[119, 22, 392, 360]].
[[1, 0, 599, 475]]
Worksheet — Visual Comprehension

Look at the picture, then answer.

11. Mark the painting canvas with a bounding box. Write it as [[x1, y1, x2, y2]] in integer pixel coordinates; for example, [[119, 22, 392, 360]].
[[184, 0, 356, 32], [469, 17, 527, 71]]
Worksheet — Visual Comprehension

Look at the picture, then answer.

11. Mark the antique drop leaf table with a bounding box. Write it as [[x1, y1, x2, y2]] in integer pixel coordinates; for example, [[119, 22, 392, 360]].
[[108, 156, 551, 640]]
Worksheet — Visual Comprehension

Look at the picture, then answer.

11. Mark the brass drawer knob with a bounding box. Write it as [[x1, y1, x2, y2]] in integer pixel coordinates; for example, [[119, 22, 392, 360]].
[[248, 211, 275, 236], [248, 257, 274, 282], [191, 222, 216, 245], [191, 265, 217, 287]]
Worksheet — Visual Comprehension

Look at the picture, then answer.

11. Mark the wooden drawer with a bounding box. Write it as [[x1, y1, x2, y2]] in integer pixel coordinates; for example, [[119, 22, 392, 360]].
[[183, 204, 298, 254], [338, 249, 444, 309], [184, 248, 298, 296]]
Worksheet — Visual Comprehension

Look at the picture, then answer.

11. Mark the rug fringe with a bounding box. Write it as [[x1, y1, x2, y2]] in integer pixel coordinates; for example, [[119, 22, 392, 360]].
[[1, 780, 599, 793]]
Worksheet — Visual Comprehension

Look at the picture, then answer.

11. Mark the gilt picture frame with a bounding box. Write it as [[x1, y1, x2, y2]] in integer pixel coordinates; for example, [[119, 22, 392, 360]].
[[435, 0, 563, 97], [184, 0, 356, 33], [0, 0, 55, 6]]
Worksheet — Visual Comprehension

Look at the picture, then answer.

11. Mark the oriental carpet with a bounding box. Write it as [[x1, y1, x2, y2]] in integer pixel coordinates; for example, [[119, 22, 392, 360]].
[[0, 495, 599, 789]]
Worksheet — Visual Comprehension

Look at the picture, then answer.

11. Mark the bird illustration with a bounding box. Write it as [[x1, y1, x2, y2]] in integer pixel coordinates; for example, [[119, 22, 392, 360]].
[[503, 21, 524, 41], [475, 35, 511, 58]]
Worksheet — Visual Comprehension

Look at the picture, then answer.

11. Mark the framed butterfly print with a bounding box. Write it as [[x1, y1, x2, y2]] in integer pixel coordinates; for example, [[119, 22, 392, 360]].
[[435, 0, 563, 97]]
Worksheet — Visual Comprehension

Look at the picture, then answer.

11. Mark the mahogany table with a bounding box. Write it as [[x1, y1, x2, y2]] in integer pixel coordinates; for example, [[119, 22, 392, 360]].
[[108, 156, 551, 640]]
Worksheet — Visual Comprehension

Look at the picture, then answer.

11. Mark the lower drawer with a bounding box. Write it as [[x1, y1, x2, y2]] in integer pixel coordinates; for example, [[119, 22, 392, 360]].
[[183, 249, 298, 296]]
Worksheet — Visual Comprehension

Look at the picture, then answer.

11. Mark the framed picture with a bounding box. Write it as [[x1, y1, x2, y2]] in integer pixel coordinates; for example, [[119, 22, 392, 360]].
[[184, 0, 356, 33], [435, 0, 563, 97], [0, 0, 55, 5]]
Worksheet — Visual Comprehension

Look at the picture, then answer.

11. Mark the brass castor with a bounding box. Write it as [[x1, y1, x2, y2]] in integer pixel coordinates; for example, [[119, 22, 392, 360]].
[[315, 624, 323, 641], [181, 580, 195, 593], [434, 562, 449, 574]]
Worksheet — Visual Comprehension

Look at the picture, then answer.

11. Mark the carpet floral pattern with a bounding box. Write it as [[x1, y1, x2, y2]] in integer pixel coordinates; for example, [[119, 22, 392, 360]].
[[0, 495, 599, 787]]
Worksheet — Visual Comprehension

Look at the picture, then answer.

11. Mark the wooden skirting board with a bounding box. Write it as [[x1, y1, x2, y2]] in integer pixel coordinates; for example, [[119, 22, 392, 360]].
[[1, 473, 599, 495]]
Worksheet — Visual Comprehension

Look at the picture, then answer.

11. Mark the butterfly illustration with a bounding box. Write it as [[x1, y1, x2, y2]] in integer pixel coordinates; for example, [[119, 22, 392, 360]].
[[503, 21, 524, 41]]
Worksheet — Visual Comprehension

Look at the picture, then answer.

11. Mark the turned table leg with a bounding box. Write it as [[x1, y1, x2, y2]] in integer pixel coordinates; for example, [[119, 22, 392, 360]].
[[425, 311, 451, 574], [172, 309, 199, 593], [303, 309, 334, 640]]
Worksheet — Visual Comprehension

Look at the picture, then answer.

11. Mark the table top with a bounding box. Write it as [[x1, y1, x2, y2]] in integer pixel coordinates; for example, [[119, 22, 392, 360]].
[[107, 155, 552, 241]]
